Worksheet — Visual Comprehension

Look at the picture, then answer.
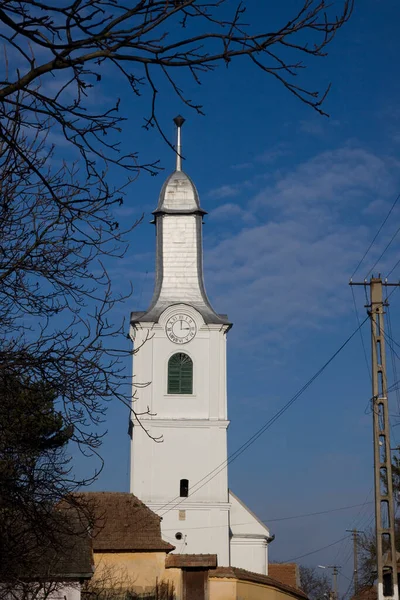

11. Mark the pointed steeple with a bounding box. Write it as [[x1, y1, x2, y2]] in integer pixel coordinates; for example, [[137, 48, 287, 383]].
[[131, 117, 230, 327], [155, 116, 204, 215]]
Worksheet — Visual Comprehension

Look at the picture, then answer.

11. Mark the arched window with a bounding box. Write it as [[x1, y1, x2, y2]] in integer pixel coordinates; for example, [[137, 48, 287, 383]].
[[168, 353, 193, 394], [180, 479, 189, 498]]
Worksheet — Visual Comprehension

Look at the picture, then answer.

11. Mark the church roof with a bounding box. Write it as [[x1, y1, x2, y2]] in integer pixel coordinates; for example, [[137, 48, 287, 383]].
[[209, 567, 308, 600], [269, 563, 300, 589], [77, 492, 174, 553], [131, 116, 231, 327], [165, 554, 218, 568], [155, 170, 205, 215]]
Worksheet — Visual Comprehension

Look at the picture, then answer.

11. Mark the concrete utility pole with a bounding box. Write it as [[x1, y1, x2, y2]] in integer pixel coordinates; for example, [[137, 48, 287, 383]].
[[332, 566, 339, 600], [346, 529, 363, 596], [350, 277, 399, 600], [319, 565, 340, 600]]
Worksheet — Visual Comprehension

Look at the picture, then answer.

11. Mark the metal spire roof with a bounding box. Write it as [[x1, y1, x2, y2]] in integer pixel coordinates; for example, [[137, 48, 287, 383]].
[[154, 115, 205, 216], [131, 116, 231, 327]]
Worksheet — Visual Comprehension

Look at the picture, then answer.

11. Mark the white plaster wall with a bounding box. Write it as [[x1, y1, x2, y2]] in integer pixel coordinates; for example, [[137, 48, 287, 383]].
[[48, 584, 81, 600], [229, 492, 269, 575], [131, 422, 228, 503], [152, 501, 231, 565], [130, 306, 228, 421], [230, 537, 268, 575], [130, 305, 230, 564], [229, 491, 270, 537]]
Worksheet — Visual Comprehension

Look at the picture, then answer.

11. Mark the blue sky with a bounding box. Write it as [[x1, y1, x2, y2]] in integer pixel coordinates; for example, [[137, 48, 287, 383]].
[[62, 0, 400, 592]]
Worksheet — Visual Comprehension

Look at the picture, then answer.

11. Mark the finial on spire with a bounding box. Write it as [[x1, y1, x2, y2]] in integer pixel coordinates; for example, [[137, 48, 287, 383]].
[[173, 115, 185, 171]]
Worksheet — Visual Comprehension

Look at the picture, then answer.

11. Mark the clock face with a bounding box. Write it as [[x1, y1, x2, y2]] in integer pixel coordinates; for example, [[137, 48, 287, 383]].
[[166, 314, 197, 344]]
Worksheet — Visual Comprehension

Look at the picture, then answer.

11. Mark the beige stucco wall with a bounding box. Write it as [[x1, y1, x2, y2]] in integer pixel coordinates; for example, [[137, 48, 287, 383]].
[[209, 577, 303, 600], [93, 552, 182, 598], [209, 578, 237, 600]]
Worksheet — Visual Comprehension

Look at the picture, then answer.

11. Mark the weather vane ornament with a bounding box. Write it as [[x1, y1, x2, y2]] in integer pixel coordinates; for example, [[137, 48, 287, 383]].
[[173, 115, 185, 172]]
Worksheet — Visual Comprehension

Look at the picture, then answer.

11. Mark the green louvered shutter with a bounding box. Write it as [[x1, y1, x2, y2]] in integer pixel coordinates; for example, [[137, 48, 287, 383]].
[[168, 353, 193, 394]]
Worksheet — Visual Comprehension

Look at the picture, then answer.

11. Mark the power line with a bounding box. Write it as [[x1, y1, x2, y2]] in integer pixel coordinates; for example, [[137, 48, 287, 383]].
[[159, 314, 370, 519], [351, 192, 400, 279], [285, 535, 350, 562], [386, 257, 400, 279], [334, 487, 374, 564], [386, 305, 400, 443], [131, 316, 370, 537], [162, 500, 374, 532], [343, 575, 355, 600], [365, 222, 400, 279], [351, 285, 371, 381], [268, 502, 373, 524]]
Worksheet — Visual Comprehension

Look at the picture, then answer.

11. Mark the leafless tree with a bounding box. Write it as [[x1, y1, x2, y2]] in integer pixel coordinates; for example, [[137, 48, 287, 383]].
[[299, 565, 331, 600], [0, 0, 353, 185], [0, 0, 354, 449], [0, 0, 354, 586]]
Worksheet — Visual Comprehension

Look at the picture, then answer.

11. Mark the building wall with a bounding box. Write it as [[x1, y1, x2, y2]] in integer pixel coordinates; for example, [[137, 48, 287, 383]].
[[230, 538, 268, 576], [209, 578, 305, 600], [236, 581, 304, 600], [93, 552, 182, 598], [154, 500, 230, 563], [130, 304, 231, 565], [209, 578, 237, 600], [229, 491, 269, 575], [130, 305, 228, 423], [48, 584, 81, 600]]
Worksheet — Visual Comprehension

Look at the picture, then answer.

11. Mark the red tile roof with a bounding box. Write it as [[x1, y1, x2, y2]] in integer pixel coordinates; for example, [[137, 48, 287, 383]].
[[210, 567, 308, 600], [78, 492, 174, 553], [269, 563, 300, 589], [166, 554, 217, 569]]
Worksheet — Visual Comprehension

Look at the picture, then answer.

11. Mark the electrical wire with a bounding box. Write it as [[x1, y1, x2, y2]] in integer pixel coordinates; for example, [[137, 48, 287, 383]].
[[284, 535, 350, 562], [130, 316, 370, 537], [351, 192, 400, 279], [351, 285, 371, 381], [385, 284, 400, 304], [159, 314, 370, 519], [343, 575, 355, 600], [386, 257, 400, 279], [382, 330, 400, 363], [365, 222, 400, 279], [162, 501, 374, 532], [386, 305, 400, 446], [334, 487, 374, 564]]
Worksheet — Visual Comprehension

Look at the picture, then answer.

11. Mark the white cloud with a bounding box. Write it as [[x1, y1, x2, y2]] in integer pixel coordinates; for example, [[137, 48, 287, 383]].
[[208, 184, 241, 199], [209, 202, 256, 224], [204, 145, 400, 346], [209, 203, 244, 219], [392, 132, 400, 144], [298, 118, 341, 137], [256, 144, 289, 165], [231, 162, 253, 171]]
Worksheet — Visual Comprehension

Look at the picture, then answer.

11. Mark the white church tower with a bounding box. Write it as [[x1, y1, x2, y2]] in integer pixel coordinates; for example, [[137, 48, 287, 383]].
[[130, 117, 270, 573]]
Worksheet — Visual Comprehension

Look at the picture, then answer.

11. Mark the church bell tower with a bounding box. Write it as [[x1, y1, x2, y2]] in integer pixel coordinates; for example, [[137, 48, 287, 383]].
[[130, 116, 232, 564]]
